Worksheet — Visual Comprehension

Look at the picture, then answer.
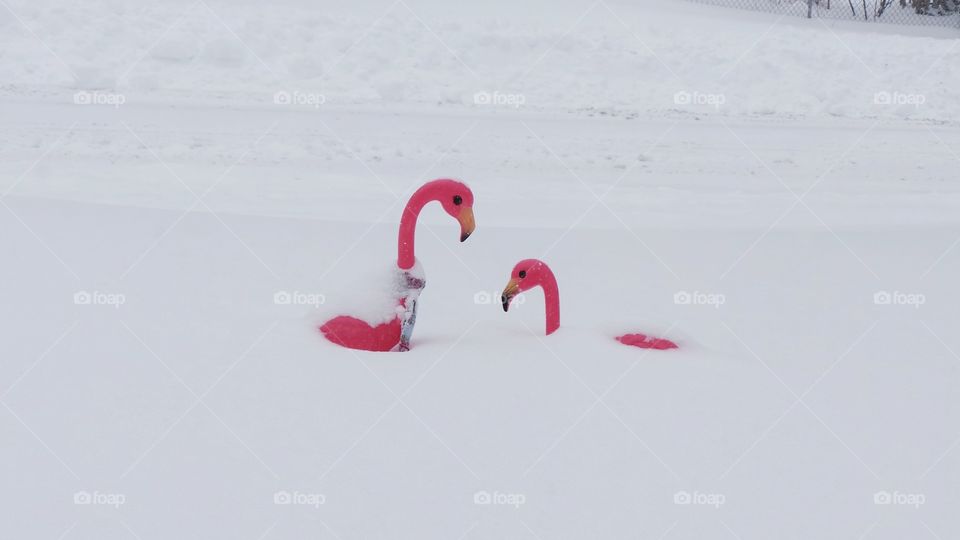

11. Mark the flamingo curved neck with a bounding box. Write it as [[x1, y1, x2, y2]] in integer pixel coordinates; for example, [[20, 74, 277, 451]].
[[397, 187, 434, 270], [538, 272, 560, 335]]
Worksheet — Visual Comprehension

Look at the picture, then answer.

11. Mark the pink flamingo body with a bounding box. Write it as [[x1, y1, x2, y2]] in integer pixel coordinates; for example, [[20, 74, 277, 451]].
[[321, 316, 402, 352], [320, 179, 475, 352], [501, 259, 678, 350]]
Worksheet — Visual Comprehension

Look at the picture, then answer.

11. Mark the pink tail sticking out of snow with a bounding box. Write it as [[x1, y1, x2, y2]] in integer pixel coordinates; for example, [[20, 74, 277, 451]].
[[616, 333, 678, 350], [320, 316, 402, 352]]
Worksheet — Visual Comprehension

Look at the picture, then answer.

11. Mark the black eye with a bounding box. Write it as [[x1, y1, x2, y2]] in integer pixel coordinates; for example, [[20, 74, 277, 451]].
[[518, 270, 526, 278], [453, 195, 462, 206]]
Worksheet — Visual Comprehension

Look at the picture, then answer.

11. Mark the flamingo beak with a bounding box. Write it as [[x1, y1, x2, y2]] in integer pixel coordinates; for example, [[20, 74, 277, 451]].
[[501, 279, 520, 312], [458, 207, 475, 242]]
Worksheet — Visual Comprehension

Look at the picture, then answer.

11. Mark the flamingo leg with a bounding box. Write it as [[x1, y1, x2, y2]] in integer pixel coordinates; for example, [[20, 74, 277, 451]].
[[397, 298, 418, 352], [395, 271, 426, 352]]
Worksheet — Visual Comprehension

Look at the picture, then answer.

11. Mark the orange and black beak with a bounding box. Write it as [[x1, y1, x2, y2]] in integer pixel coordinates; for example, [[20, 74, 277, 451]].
[[458, 207, 475, 242], [501, 279, 520, 312]]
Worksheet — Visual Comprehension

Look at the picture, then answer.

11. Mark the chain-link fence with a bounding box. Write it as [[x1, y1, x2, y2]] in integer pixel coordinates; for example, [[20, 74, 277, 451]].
[[687, 0, 960, 27]]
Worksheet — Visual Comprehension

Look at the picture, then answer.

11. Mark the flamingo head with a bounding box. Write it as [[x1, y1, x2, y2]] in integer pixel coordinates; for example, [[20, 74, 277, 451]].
[[501, 258, 549, 312], [427, 179, 475, 242]]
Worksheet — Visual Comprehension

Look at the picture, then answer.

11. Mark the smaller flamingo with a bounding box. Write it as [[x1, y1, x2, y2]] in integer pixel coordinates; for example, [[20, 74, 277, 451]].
[[500, 259, 678, 350]]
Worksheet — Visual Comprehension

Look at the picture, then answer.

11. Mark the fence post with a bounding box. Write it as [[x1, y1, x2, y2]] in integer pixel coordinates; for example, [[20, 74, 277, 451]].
[[808, 0, 814, 17]]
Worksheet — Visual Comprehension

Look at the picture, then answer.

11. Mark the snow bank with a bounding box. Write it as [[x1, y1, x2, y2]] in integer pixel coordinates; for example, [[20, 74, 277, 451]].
[[2, 0, 958, 122]]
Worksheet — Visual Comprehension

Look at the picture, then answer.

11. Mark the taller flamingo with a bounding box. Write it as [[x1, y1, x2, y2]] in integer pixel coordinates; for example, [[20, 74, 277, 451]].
[[501, 258, 678, 350], [320, 179, 475, 352]]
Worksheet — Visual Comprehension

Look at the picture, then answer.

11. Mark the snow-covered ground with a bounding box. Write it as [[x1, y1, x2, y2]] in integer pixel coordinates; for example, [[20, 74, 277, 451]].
[[2, 0, 960, 121], [2, 1, 959, 539]]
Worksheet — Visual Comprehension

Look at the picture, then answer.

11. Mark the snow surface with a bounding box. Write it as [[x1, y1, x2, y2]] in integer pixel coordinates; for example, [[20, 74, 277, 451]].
[[2, 0, 959, 539], [2, 0, 960, 121]]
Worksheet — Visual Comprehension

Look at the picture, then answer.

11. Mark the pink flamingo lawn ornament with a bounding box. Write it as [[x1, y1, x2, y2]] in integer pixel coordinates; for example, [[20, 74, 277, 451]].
[[500, 259, 678, 350], [320, 179, 475, 352]]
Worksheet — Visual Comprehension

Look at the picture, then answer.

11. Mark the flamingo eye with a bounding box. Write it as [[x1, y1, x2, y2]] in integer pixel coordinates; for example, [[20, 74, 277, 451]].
[[453, 195, 463, 206], [518, 270, 526, 279]]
